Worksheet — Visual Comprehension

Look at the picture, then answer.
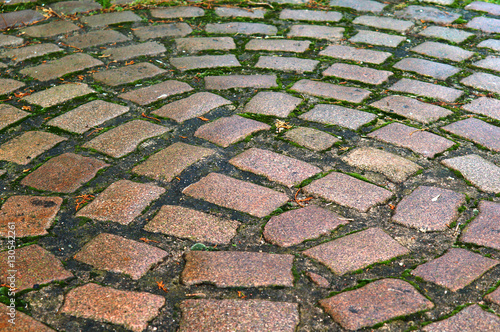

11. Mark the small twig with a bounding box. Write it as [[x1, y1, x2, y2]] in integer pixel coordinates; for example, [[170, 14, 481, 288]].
[[141, 112, 161, 122]]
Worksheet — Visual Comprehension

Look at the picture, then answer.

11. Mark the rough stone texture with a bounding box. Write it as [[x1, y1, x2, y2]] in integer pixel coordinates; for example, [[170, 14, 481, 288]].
[[182, 173, 288, 218], [179, 299, 299, 332], [243, 91, 301, 117], [320, 279, 433, 330], [319, 44, 391, 64], [21, 20, 80, 38], [153, 92, 231, 122], [280, 9, 342, 22], [442, 118, 500, 152], [194, 115, 270, 147], [0, 10, 45, 30], [466, 1, 500, 15], [411, 41, 474, 62], [462, 97, 500, 121], [393, 57, 460, 80], [119, 80, 192, 105], [419, 25, 473, 43], [370, 95, 452, 123], [206, 22, 277, 35], [474, 56, 500, 73], [132, 23, 192, 40], [304, 228, 409, 274], [467, 16, 500, 33], [20, 53, 102, 81], [81, 11, 142, 27], [215, 7, 265, 18], [323, 63, 393, 84], [353, 15, 414, 32], [93, 62, 166, 86], [287, 25, 344, 41], [61, 30, 130, 49], [0, 78, 25, 95], [486, 286, 500, 306], [255, 56, 319, 73], [144, 205, 240, 244], [306, 272, 330, 288], [245, 39, 311, 52], [171, 54, 240, 71], [21, 153, 109, 193], [181, 251, 294, 287], [462, 201, 500, 250], [76, 180, 165, 225], [330, 0, 386, 13], [23, 83, 95, 108], [422, 304, 500, 332], [51, 0, 102, 15], [461, 72, 500, 94], [368, 122, 455, 158], [291, 79, 371, 103], [283, 127, 339, 151], [0, 303, 55, 331], [442, 154, 500, 193], [390, 78, 463, 102], [205, 74, 278, 90], [299, 104, 376, 130], [132, 142, 215, 182], [303, 172, 392, 212], [60, 283, 165, 332], [101, 41, 166, 61], [0, 34, 24, 47], [412, 248, 498, 291], [1, 43, 62, 63], [264, 205, 349, 247], [395, 5, 460, 24], [478, 39, 500, 52], [0, 131, 66, 165], [83, 120, 168, 158], [175, 37, 235, 53], [0, 104, 29, 131], [150, 6, 204, 18], [0, 244, 73, 291], [349, 30, 405, 48]]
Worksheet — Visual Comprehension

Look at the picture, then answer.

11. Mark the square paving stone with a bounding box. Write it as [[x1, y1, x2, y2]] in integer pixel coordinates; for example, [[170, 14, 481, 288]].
[[76, 179, 165, 225], [466, 1, 500, 15], [215, 7, 265, 18], [0, 195, 62, 238], [171, 54, 240, 71], [411, 41, 474, 62], [323, 63, 393, 85], [422, 304, 500, 332], [287, 24, 344, 41], [0, 43, 62, 63], [51, 0, 102, 15], [81, 11, 142, 27], [175, 37, 235, 53], [319, 44, 392, 64], [474, 56, 500, 73], [330, 0, 387, 13], [60, 283, 165, 332], [205, 74, 278, 90], [243, 91, 301, 118], [264, 205, 349, 247], [83, 120, 169, 158], [183, 173, 288, 218], [0, 244, 73, 291], [389, 78, 463, 102], [419, 25, 473, 43], [353, 15, 414, 32], [280, 9, 342, 22], [21, 153, 109, 193], [467, 16, 500, 33], [462, 97, 500, 121], [181, 251, 294, 287], [255, 55, 319, 73], [0, 78, 25, 95], [299, 104, 376, 130], [461, 201, 500, 250], [320, 279, 433, 330], [132, 23, 192, 40], [194, 115, 270, 147], [291, 79, 371, 103], [0, 34, 23, 47], [229, 148, 322, 187], [21, 20, 80, 38], [303, 172, 393, 212], [304, 228, 409, 274], [393, 57, 460, 80], [342, 147, 421, 183], [23, 83, 95, 108], [283, 127, 339, 151], [349, 30, 405, 48], [119, 80, 192, 105], [0, 131, 66, 165], [370, 95, 452, 123], [61, 30, 130, 49], [395, 5, 460, 24], [478, 39, 500, 51], [93, 62, 166, 86], [442, 118, 500, 152], [74, 233, 168, 280], [0, 303, 55, 331], [101, 41, 166, 61], [245, 39, 311, 52], [392, 186, 465, 232], [461, 72, 500, 94], [151, 6, 204, 18], [132, 142, 215, 182], [144, 205, 239, 244], [205, 22, 277, 35], [442, 154, 500, 193], [0, 10, 45, 30], [152, 92, 231, 122], [0, 104, 29, 131]]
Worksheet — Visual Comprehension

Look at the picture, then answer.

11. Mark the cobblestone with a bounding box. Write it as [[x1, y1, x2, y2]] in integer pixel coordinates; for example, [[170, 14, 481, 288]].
[[393, 57, 460, 80], [23, 83, 95, 107], [442, 117, 500, 152], [466, 1, 500, 15], [243, 91, 301, 117], [245, 39, 311, 52], [349, 30, 405, 48], [175, 37, 235, 53], [389, 78, 463, 102], [442, 154, 500, 193], [132, 23, 192, 40], [81, 11, 142, 27], [150, 6, 204, 18], [101, 41, 166, 61], [287, 24, 344, 41], [280, 9, 342, 22], [93, 62, 165, 86], [291, 79, 371, 103], [419, 25, 473, 43], [423, 304, 500, 332], [206, 22, 277, 35], [462, 97, 500, 121], [461, 72, 500, 94], [283, 127, 339, 151], [461, 201, 500, 251], [478, 39, 500, 51], [0, 43, 62, 63], [474, 56, 500, 73], [0, 131, 66, 165], [0, 104, 28, 130], [0, 303, 55, 331], [215, 7, 265, 18], [330, 0, 386, 13], [395, 5, 460, 24], [119, 80, 192, 105], [323, 63, 393, 84], [0, 78, 25, 95], [370, 95, 452, 123], [353, 15, 414, 32], [255, 56, 319, 73], [299, 104, 376, 130], [21, 20, 80, 38], [411, 41, 474, 62], [61, 30, 130, 49], [171, 54, 240, 71], [319, 44, 392, 64], [204, 74, 278, 89], [467, 16, 500, 34]]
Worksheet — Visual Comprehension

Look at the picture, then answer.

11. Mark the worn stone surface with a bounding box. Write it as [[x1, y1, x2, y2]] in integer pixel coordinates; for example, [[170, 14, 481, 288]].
[[0, 78, 25, 95], [353, 15, 414, 32], [393, 57, 460, 80], [462, 97, 500, 121], [171, 54, 240, 71], [0, 131, 66, 165], [0, 104, 29, 130], [101, 41, 166, 61], [474, 56, 500, 73], [442, 118, 500, 152], [330, 0, 386, 13], [467, 16, 500, 34], [0, 10, 44, 30], [23, 83, 95, 108], [287, 24, 344, 41], [299, 104, 376, 130], [306, 272, 330, 288], [370, 95, 452, 123], [1, 43, 62, 63], [93, 62, 166, 86], [51, 0, 102, 15], [119, 80, 192, 105], [466, 1, 500, 15], [205, 74, 278, 90], [411, 41, 474, 62], [323, 63, 392, 84], [486, 286, 500, 306], [215, 7, 265, 18], [319, 44, 391, 64], [291, 79, 371, 103], [243, 91, 301, 117], [81, 11, 142, 27], [150, 6, 204, 18], [132, 23, 192, 40], [0, 303, 55, 331], [175, 37, 235, 53], [283, 127, 339, 151], [61, 30, 130, 49], [395, 5, 460, 24], [423, 304, 500, 332], [255, 56, 319, 73], [478, 39, 500, 52], [0, 34, 24, 47], [280, 9, 342, 22], [462, 201, 500, 251], [442, 154, 500, 193], [389, 78, 463, 102], [419, 25, 473, 43], [206, 22, 277, 35], [21, 20, 80, 37], [349, 30, 405, 47], [245, 39, 311, 52], [461, 72, 500, 94]]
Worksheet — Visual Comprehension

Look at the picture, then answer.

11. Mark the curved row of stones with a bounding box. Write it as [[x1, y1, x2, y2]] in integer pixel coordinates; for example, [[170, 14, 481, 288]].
[[1, 0, 500, 330]]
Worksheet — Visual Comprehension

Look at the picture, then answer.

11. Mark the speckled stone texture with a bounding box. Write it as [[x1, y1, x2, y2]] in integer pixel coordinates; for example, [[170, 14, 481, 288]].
[[330, 0, 387, 13], [353, 15, 414, 32], [299, 104, 376, 130], [467, 16, 500, 33], [442, 118, 500, 152], [306, 272, 330, 288], [370, 95, 452, 123], [255, 56, 319, 73], [81, 11, 142, 27], [119, 80, 192, 105], [461, 201, 500, 250], [441, 154, 500, 193], [393, 57, 460, 80], [419, 25, 473, 43], [20, 53, 102, 81], [181, 251, 294, 287], [423, 304, 500, 332], [51, 0, 102, 15], [287, 25, 344, 41], [395, 5, 460, 24], [1, 43, 62, 63], [245, 39, 311, 52], [291, 79, 371, 103], [204, 74, 278, 89], [170, 54, 241, 71], [175, 37, 235, 53], [0, 10, 45, 30], [93, 62, 166, 86], [0, 104, 29, 131], [323, 63, 393, 84], [349, 30, 405, 48], [319, 44, 392, 64], [102, 41, 166, 61], [320, 279, 434, 330], [486, 286, 500, 306], [461, 72, 500, 94], [61, 30, 130, 49], [206, 22, 277, 35], [474, 56, 500, 72], [60, 283, 165, 332], [283, 127, 339, 151], [215, 7, 266, 18], [411, 41, 474, 62], [0, 78, 25, 95], [243, 91, 301, 117], [0, 303, 55, 331], [280, 9, 342, 22], [0, 131, 67, 165], [389, 78, 463, 102], [462, 97, 500, 121], [478, 39, 500, 51], [466, 1, 500, 15], [132, 23, 192, 40], [151, 6, 204, 18], [22, 83, 95, 108], [21, 20, 80, 37]]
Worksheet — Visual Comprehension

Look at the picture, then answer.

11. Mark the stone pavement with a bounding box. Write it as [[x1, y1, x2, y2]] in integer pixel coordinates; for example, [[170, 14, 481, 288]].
[[1, 0, 500, 330]]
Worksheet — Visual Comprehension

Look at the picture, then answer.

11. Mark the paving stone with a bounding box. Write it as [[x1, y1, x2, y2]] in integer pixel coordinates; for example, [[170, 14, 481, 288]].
[[0, 78, 25, 95], [466, 1, 500, 15], [243, 91, 301, 117], [0, 131, 66, 165], [462, 97, 500, 121], [320, 279, 433, 330], [423, 304, 500, 332], [442, 154, 500, 193], [255, 55, 319, 73], [474, 56, 500, 73], [461, 72, 500, 94], [83, 120, 168, 158], [304, 228, 408, 274], [215, 7, 265, 18], [0, 43, 62, 63], [144, 205, 239, 244], [181, 251, 294, 287], [291, 79, 371, 103], [411, 41, 474, 62], [349, 30, 405, 48], [0, 10, 45, 30], [0, 303, 55, 331], [0, 34, 23, 47], [76, 179, 165, 224], [21, 153, 109, 193], [279, 9, 342, 22], [153, 92, 231, 122], [132, 142, 215, 182], [61, 30, 130, 49], [393, 57, 460, 80], [468, 17, 500, 34], [330, 0, 387, 13], [283, 127, 339, 151], [423, 0, 454, 4], [183, 173, 288, 217], [461, 201, 500, 250], [51, 0, 102, 15], [74, 233, 168, 279], [245, 39, 311, 52], [0, 244, 73, 291], [60, 283, 165, 332], [287, 24, 344, 41], [101, 41, 166, 61], [205, 22, 277, 35], [303, 172, 392, 212], [368, 122, 455, 158], [132, 23, 192, 40], [81, 11, 142, 27], [395, 5, 460, 24], [179, 299, 299, 332], [23, 83, 95, 108], [353, 15, 414, 33], [319, 44, 391, 64], [21, 20, 80, 37], [93, 62, 166, 86], [299, 104, 376, 130], [150, 6, 204, 18], [389, 78, 463, 102], [478, 39, 500, 52], [20, 53, 103, 81], [342, 147, 422, 183], [486, 285, 500, 306], [306, 272, 330, 288], [0, 104, 29, 131], [47, 100, 129, 133], [264, 205, 349, 247], [412, 248, 498, 291], [119, 80, 192, 105], [171, 54, 240, 71], [0, 195, 62, 238], [0, 62, 6, 68], [442, 118, 500, 152], [205, 74, 278, 90], [370, 95, 452, 123], [323, 63, 393, 84], [419, 25, 473, 43], [271, 0, 309, 3], [175, 37, 235, 53], [194, 115, 270, 148]]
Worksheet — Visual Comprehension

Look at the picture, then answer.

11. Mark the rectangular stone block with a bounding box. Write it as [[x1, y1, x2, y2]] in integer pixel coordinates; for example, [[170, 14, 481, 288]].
[[323, 63, 392, 84], [389, 78, 463, 102], [291, 79, 371, 103], [442, 118, 500, 152], [370, 95, 452, 123], [288, 24, 344, 41], [319, 44, 391, 64]]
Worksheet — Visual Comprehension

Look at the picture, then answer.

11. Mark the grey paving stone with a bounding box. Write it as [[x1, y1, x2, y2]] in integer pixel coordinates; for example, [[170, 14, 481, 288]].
[[279, 9, 342, 22], [255, 56, 319, 73], [93, 62, 166, 86], [51, 0, 102, 15], [474, 56, 500, 73], [205, 22, 277, 35], [81, 11, 142, 27], [245, 39, 311, 52], [102, 41, 166, 61], [486, 286, 500, 306], [462, 97, 500, 121], [461, 72, 500, 94], [419, 25, 473, 43], [150, 6, 204, 18], [411, 41, 474, 62], [442, 118, 500, 152], [323, 63, 393, 84], [353, 15, 414, 33], [119, 80, 192, 105], [330, 0, 387, 13], [23, 83, 95, 108], [468, 17, 500, 33], [0, 78, 25, 95], [0, 303, 55, 331], [393, 57, 460, 80], [291, 79, 371, 103], [243, 91, 301, 117], [466, 1, 500, 16], [319, 44, 391, 64], [299, 104, 376, 130], [283, 127, 339, 151], [395, 5, 460, 24], [171, 54, 240, 71], [21, 20, 80, 37], [0, 43, 62, 63], [389, 78, 463, 102], [205, 74, 278, 90], [442, 154, 500, 193], [175, 37, 235, 53], [215, 7, 265, 18], [370, 95, 452, 123], [61, 30, 130, 49], [0, 10, 46, 30], [0, 33, 23, 47], [132, 23, 192, 40], [287, 24, 344, 41], [349, 30, 405, 47], [423, 304, 500, 332], [478, 39, 500, 52], [423, 0, 454, 4], [0, 104, 29, 131], [462, 201, 500, 251], [0, 131, 66, 165]]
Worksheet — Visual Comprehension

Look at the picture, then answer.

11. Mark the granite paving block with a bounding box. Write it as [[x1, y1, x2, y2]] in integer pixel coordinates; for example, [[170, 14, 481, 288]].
[[423, 304, 500, 332], [442, 154, 500, 193], [320, 279, 433, 330], [60, 283, 165, 332], [393, 57, 460, 80], [205, 22, 277, 35], [205, 74, 278, 90], [486, 286, 500, 306], [245, 39, 311, 52], [353, 15, 414, 32], [21, 20, 80, 37], [76, 180, 165, 224], [304, 228, 409, 274], [307, 272, 330, 288], [323, 63, 393, 84], [291, 79, 371, 103], [182, 173, 288, 217], [0, 78, 25, 95], [462, 201, 500, 250], [101, 41, 166, 61], [461, 72, 500, 94], [478, 39, 500, 52], [411, 41, 474, 62], [175, 37, 235, 53], [419, 25, 473, 43], [151, 6, 204, 18], [0, 43, 62, 63], [466, 1, 500, 16], [61, 30, 130, 49], [171, 54, 240, 71], [349, 30, 405, 47], [51, 0, 102, 15], [422, 0, 454, 3], [0, 34, 23, 47], [0, 104, 29, 131], [370, 95, 452, 123], [319, 44, 391, 64], [395, 5, 460, 24], [474, 56, 500, 73], [389, 78, 463, 102], [119, 80, 192, 105], [93, 62, 166, 86], [243, 91, 301, 117], [0, 303, 55, 331], [132, 23, 192, 40], [412, 248, 498, 291], [442, 118, 500, 152], [299, 104, 376, 130], [215, 7, 265, 18], [144, 205, 240, 244], [279, 9, 342, 22], [283, 127, 339, 151], [330, 0, 387, 13], [81, 11, 142, 27], [287, 25, 344, 41], [0, 131, 66, 165], [181, 251, 294, 287], [0, 10, 45, 30], [23, 83, 95, 108], [255, 55, 319, 73], [462, 97, 500, 121]]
